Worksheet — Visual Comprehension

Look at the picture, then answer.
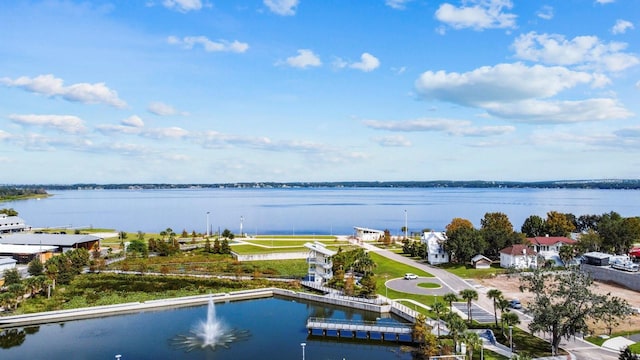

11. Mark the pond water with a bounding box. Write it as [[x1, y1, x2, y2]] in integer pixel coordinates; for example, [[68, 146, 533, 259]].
[[0, 297, 413, 360]]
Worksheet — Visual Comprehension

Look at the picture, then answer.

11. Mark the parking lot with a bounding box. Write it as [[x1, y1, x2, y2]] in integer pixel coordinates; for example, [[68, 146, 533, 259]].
[[452, 302, 495, 323]]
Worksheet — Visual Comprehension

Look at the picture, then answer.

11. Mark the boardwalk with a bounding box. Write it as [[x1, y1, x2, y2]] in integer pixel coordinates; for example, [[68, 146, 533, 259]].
[[306, 317, 413, 342]]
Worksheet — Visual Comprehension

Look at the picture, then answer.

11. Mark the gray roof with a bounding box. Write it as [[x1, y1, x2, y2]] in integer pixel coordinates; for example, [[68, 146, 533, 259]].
[[0, 257, 18, 265], [583, 251, 611, 260], [0, 233, 101, 247]]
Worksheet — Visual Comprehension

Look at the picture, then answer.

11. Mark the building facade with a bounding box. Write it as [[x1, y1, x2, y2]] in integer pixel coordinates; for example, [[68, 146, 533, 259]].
[[421, 231, 449, 265], [0, 214, 26, 233], [499, 244, 537, 269], [304, 242, 337, 284]]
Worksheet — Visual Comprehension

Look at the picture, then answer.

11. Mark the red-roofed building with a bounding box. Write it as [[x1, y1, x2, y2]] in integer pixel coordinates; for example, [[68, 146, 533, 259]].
[[500, 244, 537, 269], [528, 236, 576, 266]]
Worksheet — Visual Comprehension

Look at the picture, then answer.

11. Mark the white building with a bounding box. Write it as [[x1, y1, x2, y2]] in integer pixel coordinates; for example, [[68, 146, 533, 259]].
[[528, 236, 576, 266], [499, 244, 537, 269], [0, 214, 26, 233], [353, 227, 385, 242], [304, 242, 337, 284], [421, 231, 449, 265]]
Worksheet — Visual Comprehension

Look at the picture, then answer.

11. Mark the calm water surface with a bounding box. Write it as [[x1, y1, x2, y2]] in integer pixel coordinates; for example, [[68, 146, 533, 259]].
[[0, 297, 412, 360], [4, 187, 640, 234]]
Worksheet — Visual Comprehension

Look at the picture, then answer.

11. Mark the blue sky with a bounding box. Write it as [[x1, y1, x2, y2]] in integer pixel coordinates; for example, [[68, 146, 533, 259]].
[[1, 0, 638, 184]]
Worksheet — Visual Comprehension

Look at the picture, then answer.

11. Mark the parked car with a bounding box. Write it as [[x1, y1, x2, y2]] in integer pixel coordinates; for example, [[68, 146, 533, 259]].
[[508, 299, 522, 309], [404, 273, 418, 280]]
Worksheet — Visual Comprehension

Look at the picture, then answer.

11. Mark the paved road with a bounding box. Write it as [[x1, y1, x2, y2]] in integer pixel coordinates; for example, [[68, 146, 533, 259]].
[[358, 241, 619, 360]]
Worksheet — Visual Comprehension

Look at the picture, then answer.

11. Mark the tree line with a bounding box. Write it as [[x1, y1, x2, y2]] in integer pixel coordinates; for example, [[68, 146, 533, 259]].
[[402, 210, 640, 264]]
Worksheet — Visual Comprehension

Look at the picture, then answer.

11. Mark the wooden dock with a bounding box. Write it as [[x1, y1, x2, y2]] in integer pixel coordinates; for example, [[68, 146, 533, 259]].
[[306, 317, 413, 342]]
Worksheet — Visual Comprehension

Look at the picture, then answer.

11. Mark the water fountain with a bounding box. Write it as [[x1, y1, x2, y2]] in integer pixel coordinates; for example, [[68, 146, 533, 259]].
[[172, 296, 250, 352]]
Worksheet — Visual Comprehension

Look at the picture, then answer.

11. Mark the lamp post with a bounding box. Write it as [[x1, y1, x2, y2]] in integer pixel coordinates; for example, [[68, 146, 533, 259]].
[[240, 216, 244, 238], [404, 209, 408, 239], [206, 211, 210, 237], [300, 342, 306, 360]]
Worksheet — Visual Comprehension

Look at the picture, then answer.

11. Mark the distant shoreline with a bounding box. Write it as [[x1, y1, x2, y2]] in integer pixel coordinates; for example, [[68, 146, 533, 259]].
[[5, 179, 640, 191]]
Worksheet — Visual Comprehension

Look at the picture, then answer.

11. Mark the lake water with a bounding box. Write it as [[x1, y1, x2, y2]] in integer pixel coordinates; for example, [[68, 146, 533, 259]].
[[4, 187, 640, 235], [0, 297, 412, 360]]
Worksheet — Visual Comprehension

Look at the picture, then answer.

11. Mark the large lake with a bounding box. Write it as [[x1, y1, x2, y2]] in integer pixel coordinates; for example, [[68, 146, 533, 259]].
[[4, 187, 639, 235]]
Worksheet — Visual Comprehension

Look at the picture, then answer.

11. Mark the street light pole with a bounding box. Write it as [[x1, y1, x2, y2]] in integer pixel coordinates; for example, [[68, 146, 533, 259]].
[[300, 342, 306, 360], [404, 209, 408, 239], [206, 211, 210, 237], [240, 216, 244, 238]]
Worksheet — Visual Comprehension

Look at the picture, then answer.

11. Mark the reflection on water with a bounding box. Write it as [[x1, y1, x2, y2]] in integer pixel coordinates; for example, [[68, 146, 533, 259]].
[[0, 327, 39, 349]]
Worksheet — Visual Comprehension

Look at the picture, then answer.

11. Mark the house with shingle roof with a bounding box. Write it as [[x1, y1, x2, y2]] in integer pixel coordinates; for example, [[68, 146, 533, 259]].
[[528, 236, 576, 266], [500, 244, 537, 269]]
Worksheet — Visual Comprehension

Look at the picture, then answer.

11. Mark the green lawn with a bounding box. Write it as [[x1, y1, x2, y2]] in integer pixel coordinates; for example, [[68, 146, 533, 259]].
[[435, 263, 506, 279], [242, 239, 348, 247], [253, 234, 337, 239], [417, 282, 442, 289]]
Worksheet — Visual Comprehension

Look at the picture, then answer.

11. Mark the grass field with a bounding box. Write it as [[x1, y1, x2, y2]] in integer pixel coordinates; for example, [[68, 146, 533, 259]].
[[435, 263, 506, 279], [241, 239, 348, 247]]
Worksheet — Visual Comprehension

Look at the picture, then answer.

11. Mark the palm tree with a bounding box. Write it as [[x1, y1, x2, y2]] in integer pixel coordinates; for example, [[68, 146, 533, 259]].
[[487, 288, 503, 327], [460, 289, 478, 324], [445, 313, 467, 354], [443, 292, 458, 311], [463, 331, 483, 360], [431, 300, 449, 337], [501, 311, 520, 338]]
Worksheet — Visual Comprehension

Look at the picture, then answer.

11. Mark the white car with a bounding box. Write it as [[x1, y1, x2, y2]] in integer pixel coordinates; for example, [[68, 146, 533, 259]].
[[404, 273, 418, 280]]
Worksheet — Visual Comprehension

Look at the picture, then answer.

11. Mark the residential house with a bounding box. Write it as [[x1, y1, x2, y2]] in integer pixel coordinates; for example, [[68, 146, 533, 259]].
[[528, 236, 576, 266], [421, 231, 449, 265], [304, 242, 337, 284], [499, 244, 537, 269]]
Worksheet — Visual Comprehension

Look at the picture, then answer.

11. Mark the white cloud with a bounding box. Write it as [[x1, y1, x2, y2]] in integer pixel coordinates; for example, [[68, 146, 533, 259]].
[[373, 135, 412, 147], [141, 126, 189, 139], [386, 0, 412, 10], [95, 124, 142, 135], [284, 49, 322, 69], [595, 0, 615, 4], [148, 101, 178, 116], [0, 130, 11, 141], [264, 0, 298, 16], [612, 19, 634, 35], [168, 36, 249, 53], [435, 0, 517, 31], [484, 98, 633, 123], [350, 53, 380, 72], [362, 118, 515, 136], [415, 62, 595, 106], [0, 74, 127, 108], [162, 0, 202, 12], [414, 63, 633, 124], [121, 115, 144, 128], [8, 114, 87, 133], [536, 5, 553, 20], [512, 32, 639, 72]]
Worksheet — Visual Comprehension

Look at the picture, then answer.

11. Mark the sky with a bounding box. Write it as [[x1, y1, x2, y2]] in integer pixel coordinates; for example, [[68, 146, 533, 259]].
[[1, 0, 639, 184]]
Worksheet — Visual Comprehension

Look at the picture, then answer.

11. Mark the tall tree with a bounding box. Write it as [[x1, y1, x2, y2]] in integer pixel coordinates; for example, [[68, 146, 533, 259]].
[[520, 267, 632, 355], [545, 211, 575, 237], [444, 313, 467, 354], [487, 288, 503, 327], [460, 289, 478, 324], [446, 218, 474, 234], [577, 214, 601, 232], [431, 300, 449, 337], [463, 331, 483, 360], [521, 215, 546, 237], [27, 257, 44, 276], [445, 225, 486, 264], [2, 268, 21, 286], [443, 292, 458, 311], [481, 212, 515, 257], [576, 229, 602, 253]]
